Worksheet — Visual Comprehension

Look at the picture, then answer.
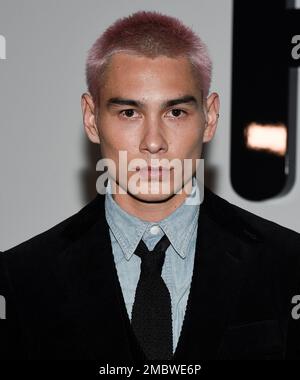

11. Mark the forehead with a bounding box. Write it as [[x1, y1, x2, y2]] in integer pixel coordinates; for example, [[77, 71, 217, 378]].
[[100, 53, 200, 99]]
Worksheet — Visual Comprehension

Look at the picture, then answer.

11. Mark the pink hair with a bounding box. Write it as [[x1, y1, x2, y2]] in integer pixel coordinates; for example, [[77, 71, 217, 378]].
[[86, 11, 212, 106]]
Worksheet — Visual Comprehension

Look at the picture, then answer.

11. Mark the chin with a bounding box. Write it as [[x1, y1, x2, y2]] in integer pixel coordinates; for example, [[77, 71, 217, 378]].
[[126, 179, 185, 203], [129, 191, 176, 204]]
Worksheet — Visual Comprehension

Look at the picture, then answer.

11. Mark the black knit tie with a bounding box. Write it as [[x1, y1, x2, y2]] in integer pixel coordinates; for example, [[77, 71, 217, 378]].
[[131, 234, 173, 360]]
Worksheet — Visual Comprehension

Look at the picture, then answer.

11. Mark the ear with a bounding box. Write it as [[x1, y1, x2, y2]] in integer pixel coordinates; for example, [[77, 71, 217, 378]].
[[81, 92, 100, 144], [203, 92, 220, 143]]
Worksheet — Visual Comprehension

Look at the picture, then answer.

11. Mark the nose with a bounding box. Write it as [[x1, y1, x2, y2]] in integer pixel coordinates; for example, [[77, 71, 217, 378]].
[[139, 116, 168, 155]]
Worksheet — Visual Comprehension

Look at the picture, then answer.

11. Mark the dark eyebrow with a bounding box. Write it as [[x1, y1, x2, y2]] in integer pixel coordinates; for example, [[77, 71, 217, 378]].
[[162, 95, 198, 108], [106, 95, 198, 109]]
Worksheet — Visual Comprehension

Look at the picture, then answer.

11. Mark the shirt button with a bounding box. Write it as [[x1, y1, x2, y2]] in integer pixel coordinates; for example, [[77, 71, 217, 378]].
[[150, 225, 161, 235]]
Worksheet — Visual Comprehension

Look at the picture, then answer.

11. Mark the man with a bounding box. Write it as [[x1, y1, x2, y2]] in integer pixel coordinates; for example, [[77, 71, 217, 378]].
[[1, 10, 300, 361]]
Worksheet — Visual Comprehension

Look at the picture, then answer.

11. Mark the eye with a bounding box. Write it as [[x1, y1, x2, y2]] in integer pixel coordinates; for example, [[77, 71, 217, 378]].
[[119, 109, 139, 118], [165, 108, 187, 118]]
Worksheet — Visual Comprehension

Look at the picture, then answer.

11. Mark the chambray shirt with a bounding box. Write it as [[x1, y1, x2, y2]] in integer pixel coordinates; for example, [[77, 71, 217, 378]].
[[104, 179, 200, 353]]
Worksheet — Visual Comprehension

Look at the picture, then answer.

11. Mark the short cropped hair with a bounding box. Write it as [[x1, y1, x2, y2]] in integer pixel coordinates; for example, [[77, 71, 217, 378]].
[[86, 10, 212, 107]]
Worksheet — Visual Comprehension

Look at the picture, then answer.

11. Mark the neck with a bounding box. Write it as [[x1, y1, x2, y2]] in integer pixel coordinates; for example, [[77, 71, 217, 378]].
[[110, 179, 194, 222]]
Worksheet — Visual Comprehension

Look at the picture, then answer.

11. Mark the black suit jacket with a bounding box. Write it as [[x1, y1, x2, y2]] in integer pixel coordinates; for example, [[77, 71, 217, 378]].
[[1, 187, 300, 360]]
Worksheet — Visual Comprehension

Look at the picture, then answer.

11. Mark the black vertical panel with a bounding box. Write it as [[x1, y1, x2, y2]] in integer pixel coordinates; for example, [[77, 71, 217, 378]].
[[231, 0, 299, 200]]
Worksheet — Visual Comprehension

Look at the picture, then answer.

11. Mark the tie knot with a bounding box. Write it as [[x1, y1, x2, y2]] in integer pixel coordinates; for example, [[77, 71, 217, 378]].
[[134, 234, 171, 276]]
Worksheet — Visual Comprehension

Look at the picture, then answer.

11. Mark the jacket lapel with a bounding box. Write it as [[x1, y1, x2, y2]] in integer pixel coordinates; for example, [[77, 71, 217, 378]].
[[56, 195, 146, 361], [173, 188, 263, 360]]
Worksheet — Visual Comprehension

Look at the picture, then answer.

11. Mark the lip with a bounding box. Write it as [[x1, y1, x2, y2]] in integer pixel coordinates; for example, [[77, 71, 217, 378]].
[[137, 166, 172, 180], [137, 165, 171, 171]]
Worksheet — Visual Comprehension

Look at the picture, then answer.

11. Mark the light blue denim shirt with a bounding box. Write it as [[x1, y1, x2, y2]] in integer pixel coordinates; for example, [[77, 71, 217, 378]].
[[104, 179, 200, 353]]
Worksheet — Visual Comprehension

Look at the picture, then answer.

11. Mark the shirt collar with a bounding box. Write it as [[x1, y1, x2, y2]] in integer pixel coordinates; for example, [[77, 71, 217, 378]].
[[105, 178, 200, 261]]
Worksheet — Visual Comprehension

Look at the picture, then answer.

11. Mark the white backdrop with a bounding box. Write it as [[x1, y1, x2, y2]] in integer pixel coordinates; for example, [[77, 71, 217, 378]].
[[0, 0, 299, 251]]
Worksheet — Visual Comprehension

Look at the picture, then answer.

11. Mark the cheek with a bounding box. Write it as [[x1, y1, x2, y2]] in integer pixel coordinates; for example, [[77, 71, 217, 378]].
[[171, 125, 204, 157], [98, 119, 139, 153]]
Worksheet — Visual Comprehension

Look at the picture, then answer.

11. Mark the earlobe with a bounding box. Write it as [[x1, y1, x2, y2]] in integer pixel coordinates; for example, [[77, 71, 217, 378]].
[[203, 125, 213, 143], [84, 124, 100, 144], [202, 92, 220, 143], [202, 113, 217, 143]]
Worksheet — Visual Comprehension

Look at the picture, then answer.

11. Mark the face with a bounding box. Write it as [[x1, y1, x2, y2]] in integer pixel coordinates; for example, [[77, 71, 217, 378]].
[[82, 53, 219, 204]]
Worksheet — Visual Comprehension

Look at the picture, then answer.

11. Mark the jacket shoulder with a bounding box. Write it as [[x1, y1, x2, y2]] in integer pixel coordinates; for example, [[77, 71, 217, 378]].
[[3, 195, 105, 263], [205, 188, 300, 293], [204, 187, 300, 243]]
